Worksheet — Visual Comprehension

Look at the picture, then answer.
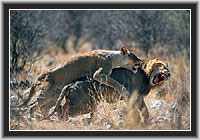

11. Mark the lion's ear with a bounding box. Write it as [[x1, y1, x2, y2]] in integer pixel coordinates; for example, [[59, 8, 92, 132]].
[[154, 58, 158, 61], [140, 57, 148, 69], [141, 61, 147, 69], [120, 46, 130, 55]]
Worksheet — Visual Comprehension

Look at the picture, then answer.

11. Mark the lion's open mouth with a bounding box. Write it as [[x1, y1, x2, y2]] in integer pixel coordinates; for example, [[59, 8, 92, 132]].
[[153, 73, 168, 84]]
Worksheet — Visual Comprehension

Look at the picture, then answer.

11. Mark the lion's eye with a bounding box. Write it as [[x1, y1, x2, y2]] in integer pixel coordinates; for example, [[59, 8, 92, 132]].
[[164, 66, 169, 71]]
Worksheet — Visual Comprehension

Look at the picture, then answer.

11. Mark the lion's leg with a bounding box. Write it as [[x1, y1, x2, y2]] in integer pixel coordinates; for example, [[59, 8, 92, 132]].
[[47, 84, 73, 118], [139, 99, 149, 123], [93, 67, 130, 97], [128, 93, 142, 124], [24, 99, 37, 118], [58, 102, 69, 121], [137, 95, 149, 123], [36, 87, 57, 118], [127, 102, 141, 124], [133, 106, 141, 123], [28, 101, 38, 118], [27, 98, 56, 119], [36, 82, 64, 118]]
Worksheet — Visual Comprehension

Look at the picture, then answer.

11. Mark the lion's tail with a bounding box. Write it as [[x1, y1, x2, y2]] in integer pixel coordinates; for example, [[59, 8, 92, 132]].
[[19, 85, 36, 107], [47, 83, 73, 118]]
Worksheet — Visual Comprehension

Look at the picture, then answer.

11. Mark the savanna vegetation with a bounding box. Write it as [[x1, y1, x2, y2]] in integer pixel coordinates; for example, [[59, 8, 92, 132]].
[[10, 10, 190, 130]]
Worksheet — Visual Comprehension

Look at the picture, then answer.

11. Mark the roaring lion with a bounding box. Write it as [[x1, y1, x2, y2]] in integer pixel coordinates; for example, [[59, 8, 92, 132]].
[[47, 58, 171, 121], [21, 47, 141, 117]]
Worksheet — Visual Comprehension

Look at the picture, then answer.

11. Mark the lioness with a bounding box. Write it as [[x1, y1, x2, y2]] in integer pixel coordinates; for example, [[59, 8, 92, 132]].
[[21, 47, 141, 117], [48, 58, 170, 122]]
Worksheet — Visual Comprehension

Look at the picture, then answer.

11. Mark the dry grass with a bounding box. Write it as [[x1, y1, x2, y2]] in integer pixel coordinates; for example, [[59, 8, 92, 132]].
[[10, 41, 190, 130]]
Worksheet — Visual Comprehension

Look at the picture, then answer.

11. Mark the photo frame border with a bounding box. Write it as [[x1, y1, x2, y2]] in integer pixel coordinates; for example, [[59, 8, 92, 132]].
[[2, 2, 198, 137]]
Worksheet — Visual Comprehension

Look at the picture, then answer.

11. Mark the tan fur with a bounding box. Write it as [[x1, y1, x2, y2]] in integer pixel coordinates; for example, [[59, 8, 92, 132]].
[[45, 59, 170, 121], [21, 47, 141, 117]]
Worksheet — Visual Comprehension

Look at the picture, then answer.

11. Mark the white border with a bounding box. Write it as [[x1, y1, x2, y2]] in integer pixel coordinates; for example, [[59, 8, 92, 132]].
[[8, 9, 192, 132]]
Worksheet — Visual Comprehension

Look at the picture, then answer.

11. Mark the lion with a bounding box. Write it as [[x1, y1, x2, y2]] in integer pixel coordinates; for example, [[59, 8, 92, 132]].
[[21, 47, 142, 117], [47, 58, 171, 122]]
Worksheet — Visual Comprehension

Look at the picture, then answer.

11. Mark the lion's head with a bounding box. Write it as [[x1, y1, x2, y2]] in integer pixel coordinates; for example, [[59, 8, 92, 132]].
[[143, 58, 171, 87]]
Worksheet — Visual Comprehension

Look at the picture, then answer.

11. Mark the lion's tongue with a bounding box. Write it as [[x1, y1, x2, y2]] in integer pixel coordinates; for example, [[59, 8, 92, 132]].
[[154, 74, 167, 83], [154, 74, 162, 83], [154, 77, 160, 83]]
